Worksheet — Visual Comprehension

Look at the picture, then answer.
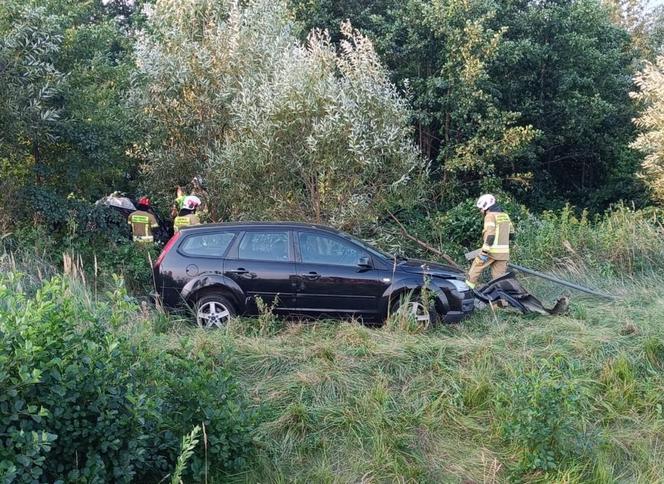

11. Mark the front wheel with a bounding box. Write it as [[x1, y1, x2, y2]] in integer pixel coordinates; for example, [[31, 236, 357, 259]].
[[392, 294, 440, 326], [195, 293, 236, 329]]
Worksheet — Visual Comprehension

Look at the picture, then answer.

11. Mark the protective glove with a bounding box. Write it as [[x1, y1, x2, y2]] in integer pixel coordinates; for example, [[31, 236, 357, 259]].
[[479, 253, 489, 263]]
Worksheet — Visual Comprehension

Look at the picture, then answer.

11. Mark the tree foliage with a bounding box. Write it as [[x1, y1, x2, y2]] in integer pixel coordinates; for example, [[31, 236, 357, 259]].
[[0, 0, 140, 228], [631, 56, 664, 202], [135, 0, 425, 228], [290, 0, 643, 209], [291, 0, 537, 205], [0, 3, 64, 195], [490, 0, 641, 208], [1, 0, 662, 237]]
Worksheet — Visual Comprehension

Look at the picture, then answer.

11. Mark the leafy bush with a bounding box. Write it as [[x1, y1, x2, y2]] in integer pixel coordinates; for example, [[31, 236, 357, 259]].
[[92, 243, 158, 293], [424, 196, 529, 258], [4, 197, 158, 293], [498, 361, 589, 474], [631, 55, 664, 204], [133, 342, 256, 479], [0, 273, 254, 482]]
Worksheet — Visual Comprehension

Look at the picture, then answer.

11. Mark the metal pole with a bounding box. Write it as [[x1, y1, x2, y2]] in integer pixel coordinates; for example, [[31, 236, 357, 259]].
[[507, 263, 615, 300]]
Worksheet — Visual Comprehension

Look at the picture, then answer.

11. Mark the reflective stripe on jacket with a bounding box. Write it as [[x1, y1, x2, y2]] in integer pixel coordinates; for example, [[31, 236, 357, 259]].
[[481, 210, 513, 261], [174, 214, 200, 232], [128, 210, 159, 240], [133, 235, 154, 243]]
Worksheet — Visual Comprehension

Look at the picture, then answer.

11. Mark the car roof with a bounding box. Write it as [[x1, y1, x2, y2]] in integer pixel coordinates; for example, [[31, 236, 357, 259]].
[[178, 221, 343, 234]]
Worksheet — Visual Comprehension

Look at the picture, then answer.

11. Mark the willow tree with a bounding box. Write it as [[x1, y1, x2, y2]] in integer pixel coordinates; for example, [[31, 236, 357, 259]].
[[134, 0, 425, 229], [631, 56, 664, 202]]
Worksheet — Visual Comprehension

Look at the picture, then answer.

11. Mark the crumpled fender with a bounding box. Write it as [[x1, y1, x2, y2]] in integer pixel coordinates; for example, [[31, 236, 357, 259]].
[[380, 278, 450, 316], [181, 274, 246, 310]]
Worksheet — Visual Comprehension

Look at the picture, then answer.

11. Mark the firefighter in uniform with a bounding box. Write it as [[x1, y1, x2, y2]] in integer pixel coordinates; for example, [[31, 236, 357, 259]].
[[173, 195, 201, 232], [466, 194, 514, 289], [128, 197, 160, 243]]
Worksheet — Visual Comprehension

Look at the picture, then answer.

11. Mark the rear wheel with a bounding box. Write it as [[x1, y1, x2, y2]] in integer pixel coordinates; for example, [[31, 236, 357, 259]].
[[195, 293, 236, 329]]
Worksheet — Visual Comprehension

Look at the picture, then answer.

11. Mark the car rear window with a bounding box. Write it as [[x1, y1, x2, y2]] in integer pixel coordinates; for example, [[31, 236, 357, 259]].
[[179, 232, 235, 257]]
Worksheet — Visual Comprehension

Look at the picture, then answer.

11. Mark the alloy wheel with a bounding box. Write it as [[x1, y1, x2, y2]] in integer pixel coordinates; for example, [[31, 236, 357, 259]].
[[401, 301, 431, 323], [197, 300, 231, 329]]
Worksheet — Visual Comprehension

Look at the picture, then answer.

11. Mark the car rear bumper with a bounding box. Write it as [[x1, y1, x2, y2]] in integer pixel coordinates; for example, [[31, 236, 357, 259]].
[[153, 287, 182, 308]]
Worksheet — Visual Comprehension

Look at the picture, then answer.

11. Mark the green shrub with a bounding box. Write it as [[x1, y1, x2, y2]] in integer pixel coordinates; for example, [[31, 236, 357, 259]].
[[0, 276, 150, 482], [498, 361, 589, 474], [372, 196, 530, 263], [133, 344, 256, 480], [93, 243, 158, 293], [430, 196, 529, 257], [380, 202, 663, 280], [0, 273, 254, 482]]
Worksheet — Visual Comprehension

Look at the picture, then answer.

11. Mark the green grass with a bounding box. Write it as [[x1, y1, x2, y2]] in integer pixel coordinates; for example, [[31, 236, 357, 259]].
[[136, 276, 664, 482]]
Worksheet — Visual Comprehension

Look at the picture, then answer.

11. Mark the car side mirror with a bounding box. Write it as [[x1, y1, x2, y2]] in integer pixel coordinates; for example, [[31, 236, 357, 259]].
[[357, 256, 371, 268]]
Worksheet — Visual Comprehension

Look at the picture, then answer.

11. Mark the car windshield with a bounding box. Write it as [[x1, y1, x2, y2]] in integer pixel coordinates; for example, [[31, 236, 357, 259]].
[[339, 232, 403, 261]]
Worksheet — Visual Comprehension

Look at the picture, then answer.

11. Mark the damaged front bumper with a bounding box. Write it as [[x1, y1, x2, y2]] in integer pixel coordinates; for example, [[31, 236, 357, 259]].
[[439, 285, 476, 323], [473, 272, 569, 316]]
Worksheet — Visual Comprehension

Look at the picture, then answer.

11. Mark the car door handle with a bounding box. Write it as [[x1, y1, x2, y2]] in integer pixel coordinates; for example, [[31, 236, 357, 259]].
[[226, 268, 248, 274], [226, 268, 256, 278], [302, 271, 320, 280]]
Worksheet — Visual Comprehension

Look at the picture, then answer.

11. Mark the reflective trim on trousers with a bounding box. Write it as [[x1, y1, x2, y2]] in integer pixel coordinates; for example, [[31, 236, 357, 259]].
[[133, 236, 154, 243], [489, 245, 509, 254]]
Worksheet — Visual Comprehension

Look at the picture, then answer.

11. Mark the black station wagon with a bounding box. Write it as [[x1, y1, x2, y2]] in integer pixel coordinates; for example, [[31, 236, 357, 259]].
[[153, 222, 474, 328]]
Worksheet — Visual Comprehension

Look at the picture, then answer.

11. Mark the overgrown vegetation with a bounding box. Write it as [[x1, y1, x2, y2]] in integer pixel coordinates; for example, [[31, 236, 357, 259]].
[[2, 0, 664, 235], [632, 55, 664, 203], [0, 263, 255, 482], [134, 0, 425, 227], [2, 207, 663, 481], [167, 270, 664, 482]]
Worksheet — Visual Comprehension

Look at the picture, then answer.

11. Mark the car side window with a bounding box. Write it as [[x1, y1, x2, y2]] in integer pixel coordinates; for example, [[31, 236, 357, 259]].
[[180, 232, 235, 257], [238, 231, 290, 262], [298, 232, 366, 267]]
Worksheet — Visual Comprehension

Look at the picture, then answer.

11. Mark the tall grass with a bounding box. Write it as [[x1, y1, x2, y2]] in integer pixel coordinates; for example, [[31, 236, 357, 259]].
[[514, 205, 664, 278], [217, 276, 664, 482]]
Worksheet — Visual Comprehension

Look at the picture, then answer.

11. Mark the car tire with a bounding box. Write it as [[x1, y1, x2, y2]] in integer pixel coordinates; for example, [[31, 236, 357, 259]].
[[392, 293, 441, 326], [195, 293, 237, 329]]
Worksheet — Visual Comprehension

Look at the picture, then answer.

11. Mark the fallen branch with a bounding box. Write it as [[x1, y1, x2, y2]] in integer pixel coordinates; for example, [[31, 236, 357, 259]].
[[387, 211, 463, 271]]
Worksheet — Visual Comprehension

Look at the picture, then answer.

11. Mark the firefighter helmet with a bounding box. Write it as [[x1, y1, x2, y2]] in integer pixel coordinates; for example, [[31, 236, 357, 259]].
[[476, 194, 496, 211], [183, 195, 201, 210]]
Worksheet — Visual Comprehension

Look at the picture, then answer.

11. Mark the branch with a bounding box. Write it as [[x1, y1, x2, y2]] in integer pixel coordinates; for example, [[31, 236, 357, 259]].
[[387, 211, 463, 270]]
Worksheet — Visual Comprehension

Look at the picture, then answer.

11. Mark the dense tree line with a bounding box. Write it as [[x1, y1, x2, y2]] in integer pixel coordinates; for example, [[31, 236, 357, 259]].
[[1, 0, 663, 236], [290, 0, 654, 209]]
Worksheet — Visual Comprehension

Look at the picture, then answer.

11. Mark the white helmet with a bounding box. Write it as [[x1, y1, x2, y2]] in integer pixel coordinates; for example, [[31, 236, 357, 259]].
[[182, 195, 201, 210], [476, 194, 496, 211]]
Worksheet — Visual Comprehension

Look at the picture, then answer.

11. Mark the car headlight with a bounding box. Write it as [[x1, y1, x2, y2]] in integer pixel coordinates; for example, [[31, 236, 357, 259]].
[[446, 279, 470, 292]]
